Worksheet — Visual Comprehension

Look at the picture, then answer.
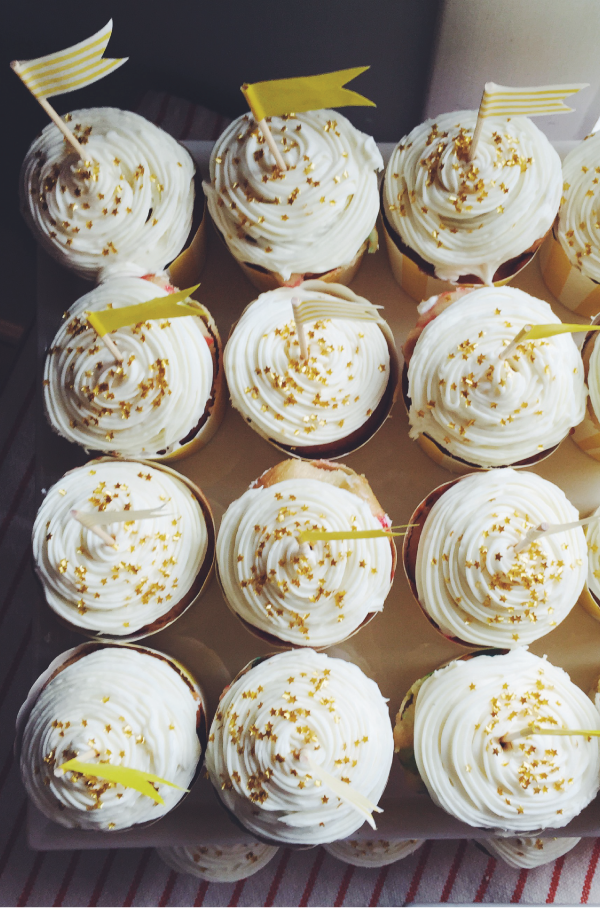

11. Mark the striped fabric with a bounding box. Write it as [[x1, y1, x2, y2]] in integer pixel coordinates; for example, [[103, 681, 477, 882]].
[[12, 20, 127, 100], [3, 92, 600, 906]]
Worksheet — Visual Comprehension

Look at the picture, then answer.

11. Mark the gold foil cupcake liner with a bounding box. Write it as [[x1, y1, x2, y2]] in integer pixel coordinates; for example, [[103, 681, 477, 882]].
[[167, 191, 208, 289], [571, 315, 600, 461], [539, 224, 600, 317]]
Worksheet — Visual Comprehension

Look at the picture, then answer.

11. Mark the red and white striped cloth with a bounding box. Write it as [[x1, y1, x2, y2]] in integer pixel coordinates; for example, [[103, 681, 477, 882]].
[[3, 93, 600, 906]]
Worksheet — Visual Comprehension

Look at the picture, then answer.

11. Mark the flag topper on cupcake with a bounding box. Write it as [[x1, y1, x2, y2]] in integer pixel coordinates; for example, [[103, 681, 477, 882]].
[[11, 20, 127, 157], [468, 81, 588, 160], [241, 67, 375, 171]]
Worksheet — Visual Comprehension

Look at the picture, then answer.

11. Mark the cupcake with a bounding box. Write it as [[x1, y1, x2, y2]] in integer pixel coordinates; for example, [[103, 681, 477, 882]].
[[540, 132, 600, 316], [225, 281, 399, 458], [21, 108, 200, 282], [571, 317, 600, 461], [205, 648, 394, 845], [32, 459, 214, 640], [383, 111, 561, 301], [475, 835, 580, 869], [204, 110, 382, 291], [404, 286, 586, 471], [581, 505, 600, 621], [394, 649, 600, 833], [324, 838, 424, 867], [18, 642, 205, 831], [43, 276, 224, 460], [217, 459, 395, 648], [157, 841, 279, 881], [403, 469, 587, 648]]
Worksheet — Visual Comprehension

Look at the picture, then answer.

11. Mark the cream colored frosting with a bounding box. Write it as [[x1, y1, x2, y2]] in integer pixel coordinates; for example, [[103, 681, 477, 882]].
[[477, 835, 580, 869], [586, 504, 600, 601], [557, 133, 600, 282], [20, 646, 202, 830], [414, 649, 600, 833], [43, 276, 214, 458], [157, 841, 279, 881], [407, 287, 586, 467], [324, 838, 423, 867], [206, 649, 393, 845], [384, 111, 561, 284], [21, 108, 195, 281], [204, 110, 382, 280], [225, 285, 390, 449], [32, 461, 207, 636], [217, 477, 393, 647], [415, 469, 587, 647]]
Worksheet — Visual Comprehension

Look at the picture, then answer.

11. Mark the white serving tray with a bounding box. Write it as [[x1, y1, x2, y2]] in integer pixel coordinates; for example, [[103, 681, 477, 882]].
[[30, 139, 600, 850]]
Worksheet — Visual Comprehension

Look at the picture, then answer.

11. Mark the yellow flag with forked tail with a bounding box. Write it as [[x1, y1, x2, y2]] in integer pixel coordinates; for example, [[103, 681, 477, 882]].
[[11, 20, 127, 100], [241, 67, 375, 121]]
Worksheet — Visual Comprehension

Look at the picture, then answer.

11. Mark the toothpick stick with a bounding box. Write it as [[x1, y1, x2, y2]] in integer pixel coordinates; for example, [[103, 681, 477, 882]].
[[292, 297, 308, 360], [11, 62, 86, 158], [502, 726, 600, 744], [257, 118, 287, 170], [301, 750, 382, 829], [71, 510, 117, 547], [100, 334, 124, 363], [513, 514, 599, 554], [499, 325, 532, 361]]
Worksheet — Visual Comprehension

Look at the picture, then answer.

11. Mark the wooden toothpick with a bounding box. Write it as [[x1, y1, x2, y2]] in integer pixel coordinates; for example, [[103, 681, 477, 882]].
[[257, 118, 287, 170], [71, 510, 117, 547], [291, 297, 308, 360], [513, 514, 599, 554], [11, 61, 86, 158]]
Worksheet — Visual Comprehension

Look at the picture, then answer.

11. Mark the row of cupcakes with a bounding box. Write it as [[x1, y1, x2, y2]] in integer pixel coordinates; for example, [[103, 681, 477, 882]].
[[17, 639, 600, 850], [23, 101, 600, 318]]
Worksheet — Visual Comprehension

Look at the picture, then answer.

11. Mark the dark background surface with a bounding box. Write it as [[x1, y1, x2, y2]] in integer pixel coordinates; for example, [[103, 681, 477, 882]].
[[1, 0, 442, 392]]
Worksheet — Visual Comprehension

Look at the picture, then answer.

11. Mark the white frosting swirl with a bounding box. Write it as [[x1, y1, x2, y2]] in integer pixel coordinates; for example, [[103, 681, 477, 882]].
[[384, 111, 561, 284], [476, 835, 580, 868], [204, 110, 382, 280], [20, 645, 202, 830], [206, 649, 393, 845], [415, 469, 586, 647], [225, 285, 390, 449], [21, 108, 195, 281], [557, 133, 600, 282], [43, 277, 215, 458], [407, 287, 586, 467], [157, 841, 278, 881], [414, 649, 600, 832], [217, 478, 392, 647], [32, 460, 208, 636], [324, 838, 423, 867]]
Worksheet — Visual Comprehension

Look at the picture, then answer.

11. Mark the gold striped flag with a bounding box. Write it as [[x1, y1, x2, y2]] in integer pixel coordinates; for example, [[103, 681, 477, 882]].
[[241, 67, 375, 121], [478, 81, 588, 118], [12, 20, 127, 100], [292, 296, 383, 329]]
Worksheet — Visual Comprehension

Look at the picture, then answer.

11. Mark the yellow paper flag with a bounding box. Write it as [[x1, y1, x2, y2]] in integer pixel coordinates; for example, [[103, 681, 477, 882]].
[[86, 285, 204, 336], [241, 67, 375, 122], [298, 525, 415, 543], [11, 20, 127, 100], [478, 81, 588, 119], [58, 758, 187, 805], [518, 323, 600, 342], [292, 297, 383, 329]]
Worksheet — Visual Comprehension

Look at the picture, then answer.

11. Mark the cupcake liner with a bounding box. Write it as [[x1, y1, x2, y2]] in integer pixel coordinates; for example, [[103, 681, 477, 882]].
[[209, 216, 375, 292], [382, 217, 541, 304], [401, 365, 561, 474], [36, 457, 216, 643], [216, 459, 396, 650], [15, 641, 207, 832], [227, 289, 400, 461], [157, 300, 226, 462], [571, 315, 600, 460], [167, 191, 208, 289], [539, 225, 600, 317]]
